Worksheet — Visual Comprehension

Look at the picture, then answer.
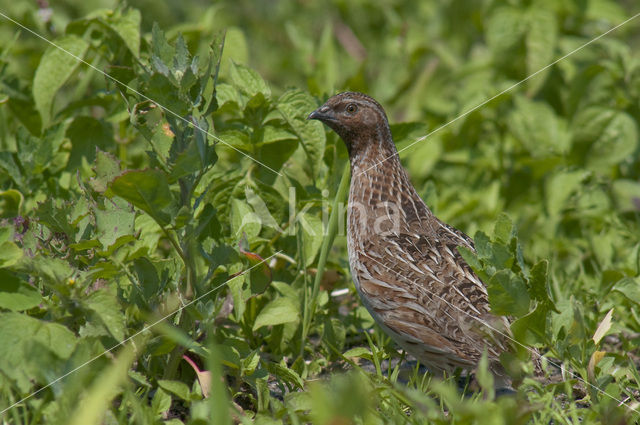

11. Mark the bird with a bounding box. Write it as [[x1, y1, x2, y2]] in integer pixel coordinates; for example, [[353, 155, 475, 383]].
[[308, 92, 513, 386]]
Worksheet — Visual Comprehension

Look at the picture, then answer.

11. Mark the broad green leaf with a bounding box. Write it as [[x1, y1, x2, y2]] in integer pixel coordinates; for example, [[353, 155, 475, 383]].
[[0, 312, 77, 361], [510, 303, 547, 345], [67, 117, 114, 173], [528, 260, 557, 311], [110, 169, 175, 226], [229, 62, 270, 98], [0, 270, 41, 311], [33, 34, 89, 127], [158, 379, 191, 401], [525, 6, 557, 95], [220, 26, 248, 72], [487, 270, 530, 317], [252, 297, 300, 331], [612, 277, 640, 305], [299, 212, 324, 266], [486, 7, 525, 58], [265, 360, 304, 389], [151, 388, 172, 416], [586, 111, 638, 172], [231, 198, 261, 240], [508, 96, 568, 155], [0, 240, 22, 268], [277, 89, 326, 179], [35, 198, 76, 236], [492, 213, 513, 244], [94, 198, 135, 249], [0, 189, 23, 218], [108, 8, 141, 57], [90, 149, 121, 193], [545, 170, 584, 217], [84, 288, 126, 341], [611, 179, 640, 212]]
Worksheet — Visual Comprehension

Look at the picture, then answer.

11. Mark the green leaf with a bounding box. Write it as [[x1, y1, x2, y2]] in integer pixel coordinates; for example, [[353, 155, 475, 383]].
[[67, 118, 114, 173], [0, 270, 41, 311], [33, 34, 89, 127], [252, 297, 300, 331], [90, 149, 121, 193], [612, 277, 640, 305], [229, 62, 270, 98], [0, 240, 22, 268], [487, 270, 530, 317], [93, 198, 135, 250], [508, 96, 568, 155], [151, 387, 172, 416], [525, 6, 557, 95], [299, 212, 324, 267], [528, 260, 557, 311], [68, 343, 137, 425], [486, 7, 525, 58], [0, 312, 77, 360], [110, 169, 175, 226], [231, 198, 261, 240], [611, 179, 640, 212], [493, 213, 513, 244], [545, 170, 584, 217], [277, 89, 326, 179], [158, 379, 191, 401], [84, 288, 126, 341], [107, 7, 141, 57], [0, 189, 23, 218], [586, 111, 638, 172], [510, 303, 547, 345]]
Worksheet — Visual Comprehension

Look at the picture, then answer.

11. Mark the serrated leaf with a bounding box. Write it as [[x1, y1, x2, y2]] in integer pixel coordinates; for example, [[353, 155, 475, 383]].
[[33, 35, 89, 127]]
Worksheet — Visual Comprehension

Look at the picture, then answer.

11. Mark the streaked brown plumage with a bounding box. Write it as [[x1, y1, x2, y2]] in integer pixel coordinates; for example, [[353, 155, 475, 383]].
[[309, 92, 511, 384]]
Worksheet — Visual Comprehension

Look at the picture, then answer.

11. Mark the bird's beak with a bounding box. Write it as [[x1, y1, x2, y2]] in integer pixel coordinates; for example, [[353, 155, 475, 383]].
[[307, 105, 335, 122]]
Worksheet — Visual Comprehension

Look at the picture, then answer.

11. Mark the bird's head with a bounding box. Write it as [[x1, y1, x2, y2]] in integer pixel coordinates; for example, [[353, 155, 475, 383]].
[[308, 92, 394, 157]]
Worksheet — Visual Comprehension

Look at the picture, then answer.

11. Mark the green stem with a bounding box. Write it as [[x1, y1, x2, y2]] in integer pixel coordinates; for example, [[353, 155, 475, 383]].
[[300, 163, 350, 356]]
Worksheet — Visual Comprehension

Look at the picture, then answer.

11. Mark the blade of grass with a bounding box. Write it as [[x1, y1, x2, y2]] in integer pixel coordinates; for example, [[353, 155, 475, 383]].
[[300, 163, 350, 356], [208, 339, 233, 425], [68, 339, 142, 425]]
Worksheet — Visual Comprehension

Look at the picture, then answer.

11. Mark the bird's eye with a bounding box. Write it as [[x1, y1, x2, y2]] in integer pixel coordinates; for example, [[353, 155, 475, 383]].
[[345, 103, 358, 114]]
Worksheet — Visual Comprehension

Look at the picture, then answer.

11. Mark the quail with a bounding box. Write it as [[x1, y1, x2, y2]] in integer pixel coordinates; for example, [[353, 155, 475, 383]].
[[308, 92, 512, 386]]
